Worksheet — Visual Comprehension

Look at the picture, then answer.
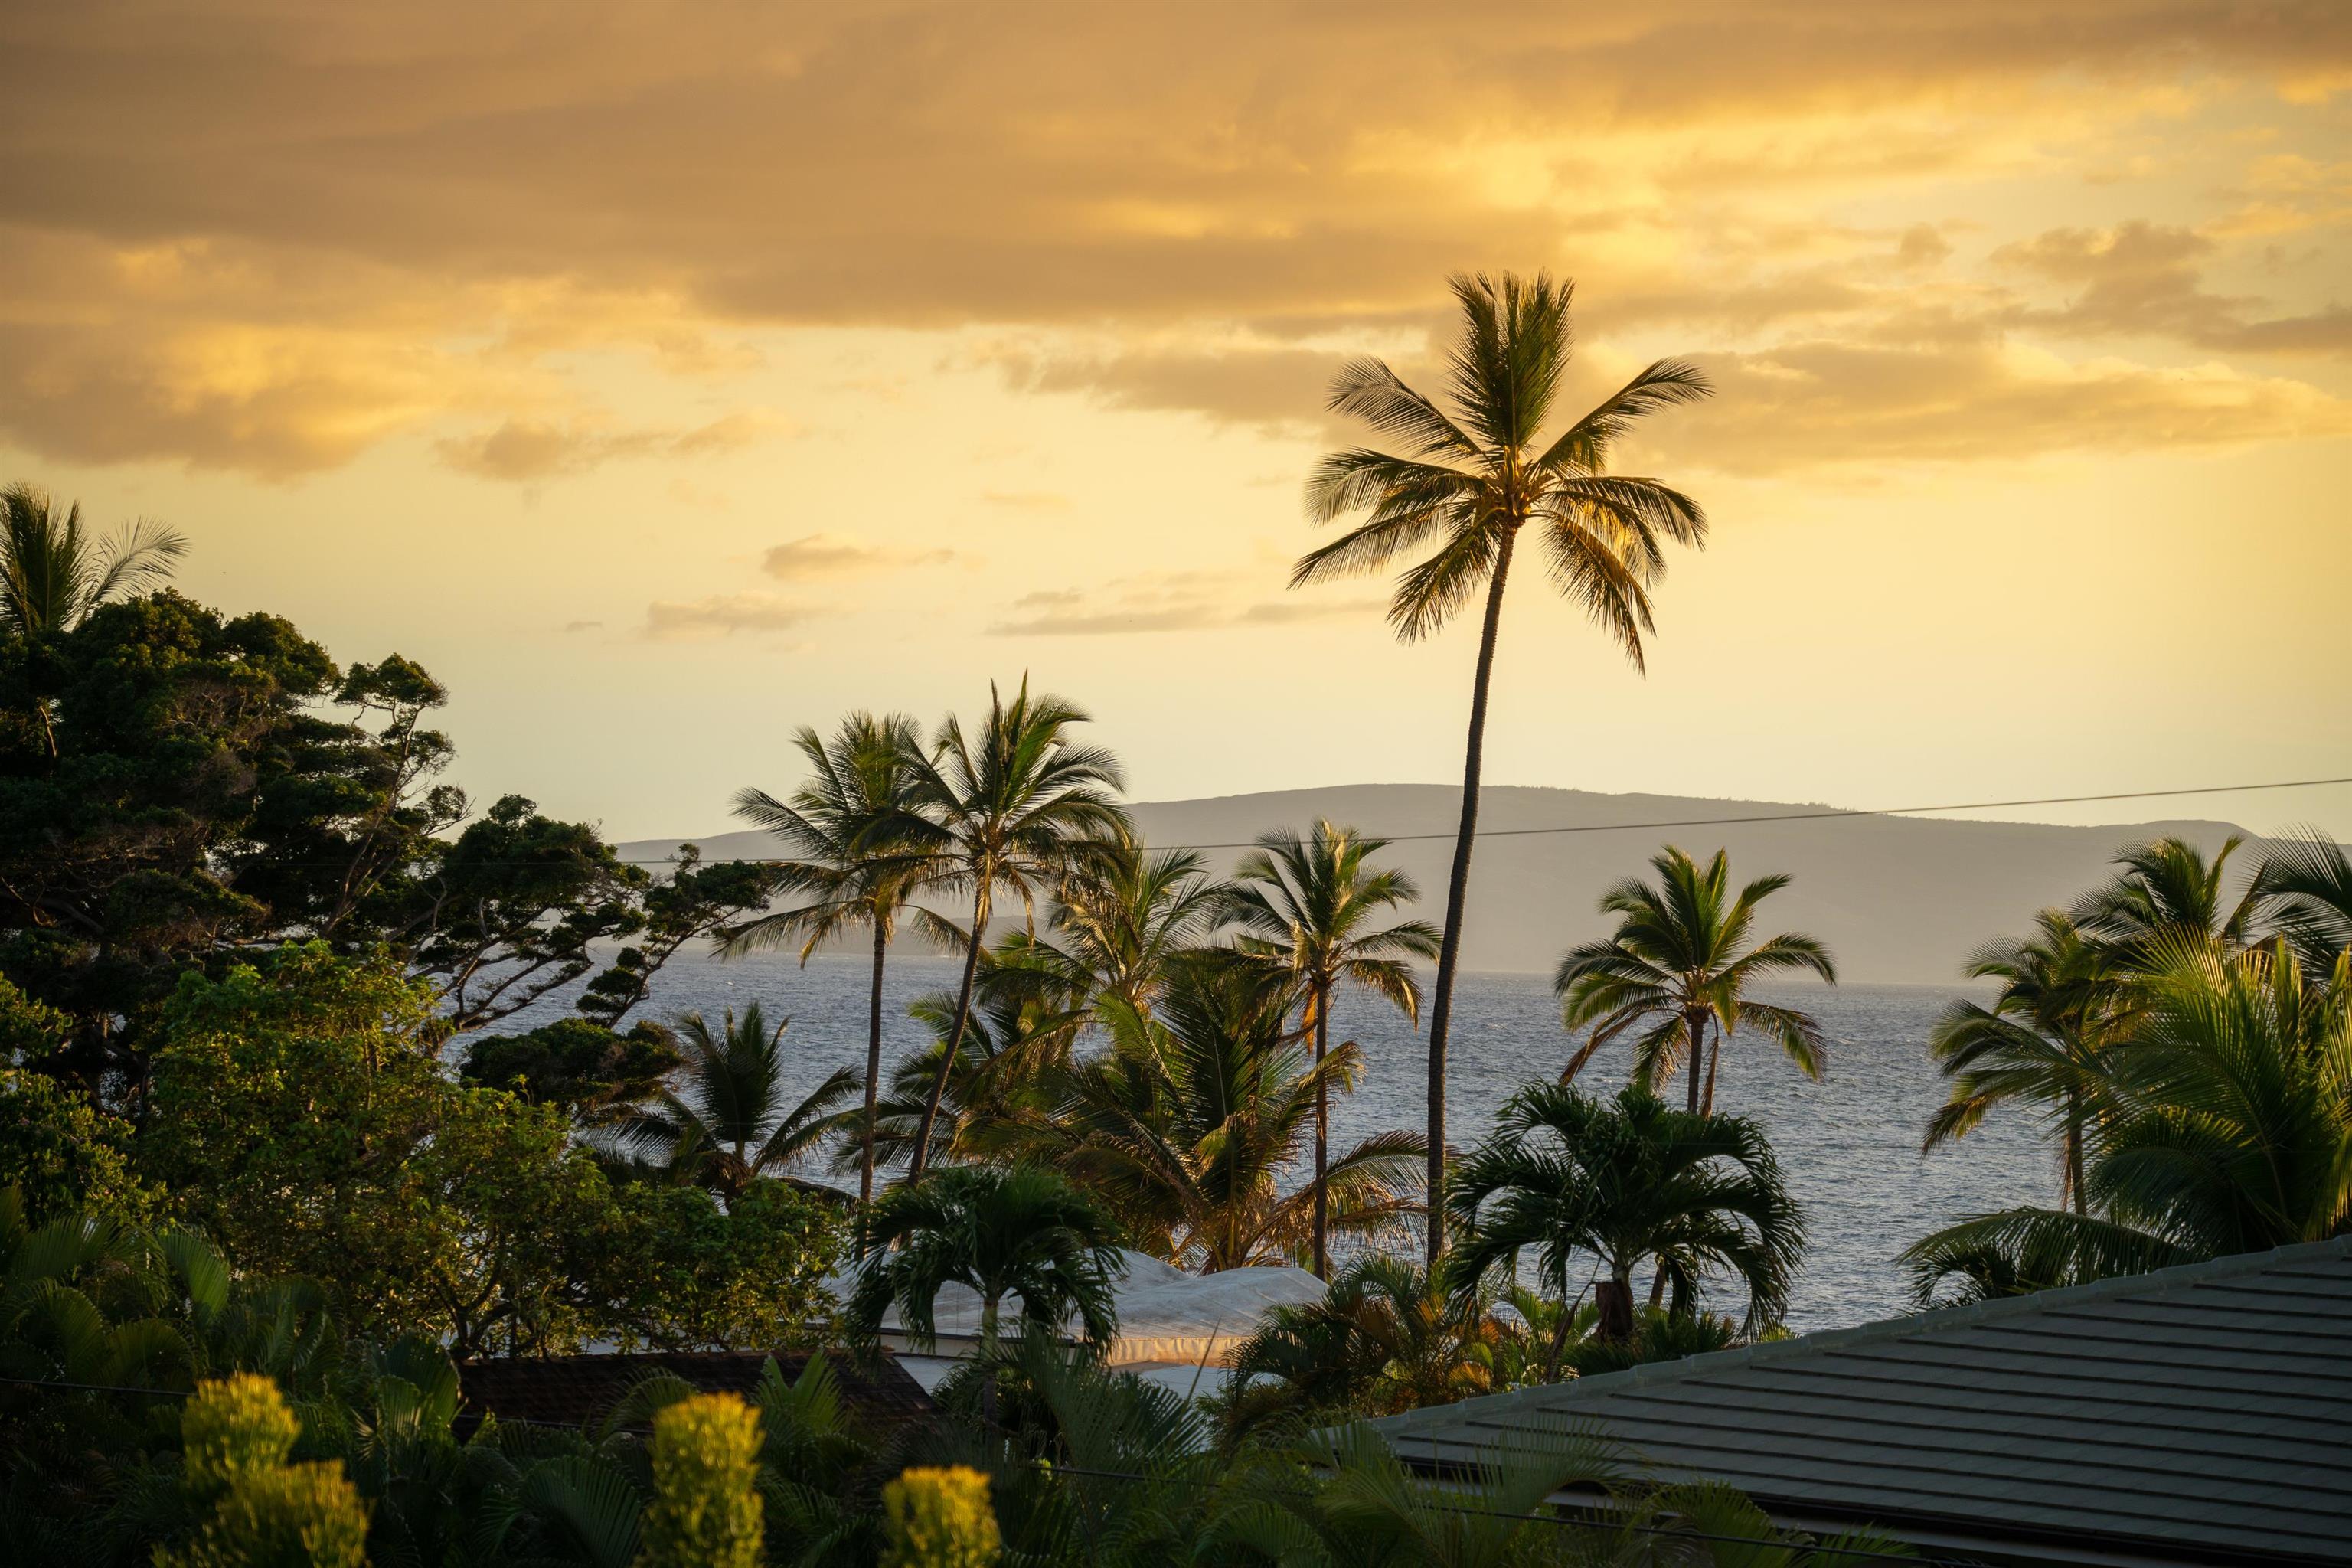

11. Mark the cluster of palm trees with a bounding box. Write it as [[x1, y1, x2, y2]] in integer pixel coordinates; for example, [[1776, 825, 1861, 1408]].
[[721, 688, 1441, 1279], [1911, 831, 2352, 1301]]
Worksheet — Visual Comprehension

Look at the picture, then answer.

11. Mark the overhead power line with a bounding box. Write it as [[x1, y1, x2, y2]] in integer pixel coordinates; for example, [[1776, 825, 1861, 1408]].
[[201, 773, 2352, 867]]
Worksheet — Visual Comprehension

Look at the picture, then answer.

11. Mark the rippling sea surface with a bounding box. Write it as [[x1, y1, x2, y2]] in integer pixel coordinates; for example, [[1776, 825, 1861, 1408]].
[[481, 952, 2050, 1330]]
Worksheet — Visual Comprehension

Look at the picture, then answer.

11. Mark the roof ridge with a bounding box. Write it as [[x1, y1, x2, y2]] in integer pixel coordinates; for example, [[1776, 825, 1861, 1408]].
[[1377, 1233, 2352, 1429]]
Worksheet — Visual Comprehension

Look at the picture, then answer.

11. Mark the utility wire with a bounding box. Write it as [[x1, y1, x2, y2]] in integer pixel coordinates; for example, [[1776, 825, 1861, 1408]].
[[186, 774, 2350, 867], [394, 772, 2350, 864]]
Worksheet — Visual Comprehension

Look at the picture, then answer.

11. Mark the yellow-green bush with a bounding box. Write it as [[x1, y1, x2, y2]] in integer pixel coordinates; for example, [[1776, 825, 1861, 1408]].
[[640, 1391, 763, 1568], [164, 1459, 368, 1568], [178, 1374, 300, 1496], [165, 1376, 367, 1567], [882, 1465, 1001, 1568]]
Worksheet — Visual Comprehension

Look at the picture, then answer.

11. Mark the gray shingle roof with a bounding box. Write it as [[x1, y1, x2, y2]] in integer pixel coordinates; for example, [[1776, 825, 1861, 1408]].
[[1365, 1237, 2352, 1567]]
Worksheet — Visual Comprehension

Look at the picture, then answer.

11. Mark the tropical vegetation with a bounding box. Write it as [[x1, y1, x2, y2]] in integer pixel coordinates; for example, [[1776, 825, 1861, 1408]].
[[11, 242, 2343, 1560], [1911, 832, 2352, 1302]]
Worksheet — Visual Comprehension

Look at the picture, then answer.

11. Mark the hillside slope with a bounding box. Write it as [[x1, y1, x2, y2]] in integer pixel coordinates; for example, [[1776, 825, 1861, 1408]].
[[619, 784, 2253, 985]]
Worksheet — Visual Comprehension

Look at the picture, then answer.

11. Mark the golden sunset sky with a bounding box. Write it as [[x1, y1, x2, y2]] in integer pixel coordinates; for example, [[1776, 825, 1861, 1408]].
[[5, 2, 2347, 839]]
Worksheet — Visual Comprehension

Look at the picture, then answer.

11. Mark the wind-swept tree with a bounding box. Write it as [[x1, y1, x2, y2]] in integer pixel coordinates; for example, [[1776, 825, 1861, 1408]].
[[612, 1004, 860, 1205], [879, 680, 1129, 1181], [1555, 846, 1836, 1114], [1446, 1083, 1803, 1344], [1221, 820, 1438, 1276], [723, 714, 949, 1203], [1293, 274, 1711, 1260], [1924, 910, 2122, 1214], [1, 482, 187, 639]]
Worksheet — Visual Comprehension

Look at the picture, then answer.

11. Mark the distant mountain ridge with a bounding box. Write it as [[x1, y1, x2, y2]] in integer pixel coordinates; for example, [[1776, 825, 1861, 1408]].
[[617, 784, 2256, 985]]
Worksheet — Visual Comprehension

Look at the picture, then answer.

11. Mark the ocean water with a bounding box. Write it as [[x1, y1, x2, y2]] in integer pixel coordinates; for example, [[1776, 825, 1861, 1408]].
[[478, 952, 2050, 1330]]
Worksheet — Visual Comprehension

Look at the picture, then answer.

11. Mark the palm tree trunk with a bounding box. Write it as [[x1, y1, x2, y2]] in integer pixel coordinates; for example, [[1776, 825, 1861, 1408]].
[[1423, 530, 1517, 1265], [910, 883, 989, 1183], [979, 1293, 1001, 1429], [1595, 1273, 1635, 1344], [1313, 980, 1331, 1280], [1700, 1024, 1721, 1116], [1685, 1011, 1705, 1112], [2066, 1093, 2086, 1216], [861, 915, 887, 1205]]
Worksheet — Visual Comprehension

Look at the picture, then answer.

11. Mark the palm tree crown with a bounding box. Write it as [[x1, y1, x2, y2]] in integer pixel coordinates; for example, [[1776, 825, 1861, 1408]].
[[1294, 272, 1711, 1263], [1222, 819, 1438, 1276], [880, 678, 1130, 1181], [723, 713, 949, 1204], [1924, 909, 2121, 1213], [1, 481, 188, 638], [1555, 846, 1836, 1113], [1446, 1082, 1804, 1343], [2254, 828, 2352, 977], [2075, 835, 2260, 965], [842, 1162, 1122, 1427], [613, 1004, 858, 1204], [990, 963, 1425, 1272], [995, 833, 1227, 1018]]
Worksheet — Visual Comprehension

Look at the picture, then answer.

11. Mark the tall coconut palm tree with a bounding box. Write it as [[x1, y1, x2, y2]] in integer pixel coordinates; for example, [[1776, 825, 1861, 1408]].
[[721, 713, 952, 1204], [1221, 820, 1439, 1277], [1446, 1083, 1804, 1344], [1292, 274, 1712, 1261], [1924, 909, 2123, 1214], [611, 1004, 860, 1205], [841, 1162, 1121, 1426], [1903, 935, 2352, 1305], [1555, 846, 1836, 1115], [879, 679, 1129, 1181], [996, 964, 1426, 1272], [0, 482, 188, 638]]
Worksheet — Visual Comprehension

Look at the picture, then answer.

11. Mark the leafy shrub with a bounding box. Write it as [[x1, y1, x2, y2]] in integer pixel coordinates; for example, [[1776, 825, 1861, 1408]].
[[641, 1392, 763, 1568], [882, 1466, 1001, 1568]]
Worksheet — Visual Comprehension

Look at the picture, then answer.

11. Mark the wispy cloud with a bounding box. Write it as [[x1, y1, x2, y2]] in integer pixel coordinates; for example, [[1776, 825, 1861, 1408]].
[[760, 532, 958, 580], [436, 411, 785, 482], [642, 593, 818, 640], [989, 570, 1381, 636]]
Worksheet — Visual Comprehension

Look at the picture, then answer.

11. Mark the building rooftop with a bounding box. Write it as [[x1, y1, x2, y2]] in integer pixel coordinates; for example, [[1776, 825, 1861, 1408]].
[[1365, 1236, 2352, 1567]]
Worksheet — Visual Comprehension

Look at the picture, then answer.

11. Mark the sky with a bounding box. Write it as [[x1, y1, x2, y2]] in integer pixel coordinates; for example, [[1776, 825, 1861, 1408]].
[[3, 1, 2347, 842]]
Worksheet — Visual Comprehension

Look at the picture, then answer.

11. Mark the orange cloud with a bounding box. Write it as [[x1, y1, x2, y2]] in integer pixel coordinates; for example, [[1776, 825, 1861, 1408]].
[[0, 2, 2344, 477]]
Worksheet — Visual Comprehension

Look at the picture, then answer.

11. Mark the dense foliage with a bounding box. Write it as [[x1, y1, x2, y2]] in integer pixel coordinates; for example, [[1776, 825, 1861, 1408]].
[[1911, 833, 2352, 1300]]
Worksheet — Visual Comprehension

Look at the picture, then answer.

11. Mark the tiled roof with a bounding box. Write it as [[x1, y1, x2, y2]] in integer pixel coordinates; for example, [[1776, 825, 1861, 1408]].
[[457, 1349, 934, 1436], [1365, 1237, 2352, 1567]]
